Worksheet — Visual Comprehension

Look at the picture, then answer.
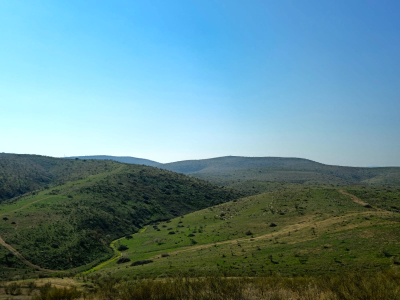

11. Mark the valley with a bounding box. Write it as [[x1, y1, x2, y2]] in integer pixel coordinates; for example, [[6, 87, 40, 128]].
[[0, 154, 399, 299]]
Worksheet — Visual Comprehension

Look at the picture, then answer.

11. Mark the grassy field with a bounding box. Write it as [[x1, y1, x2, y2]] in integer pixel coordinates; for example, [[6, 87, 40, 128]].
[[0, 162, 242, 276], [90, 186, 400, 278], [0, 154, 399, 298]]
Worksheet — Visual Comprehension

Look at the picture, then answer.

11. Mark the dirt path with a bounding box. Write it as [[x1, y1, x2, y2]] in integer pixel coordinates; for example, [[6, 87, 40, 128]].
[[0, 195, 58, 218], [0, 166, 127, 273], [146, 210, 392, 260], [0, 236, 59, 272], [339, 190, 373, 207], [0, 190, 77, 272]]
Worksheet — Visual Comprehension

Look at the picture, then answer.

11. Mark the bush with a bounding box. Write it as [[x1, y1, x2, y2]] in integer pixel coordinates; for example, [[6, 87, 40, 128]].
[[117, 257, 131, 264], [86, 270, 400, 300], [245, 230, 253, 236], [188, 233, 195, 237], [118, 245, 129, 251], [161, 253, 170, 257], [27, 281, 37, 295], [5, 282, 21, 295], [125, 234, 133, 239], [168, 231, 175, 235], [131, 259, 153, 266], [32, 283, 81, 300]]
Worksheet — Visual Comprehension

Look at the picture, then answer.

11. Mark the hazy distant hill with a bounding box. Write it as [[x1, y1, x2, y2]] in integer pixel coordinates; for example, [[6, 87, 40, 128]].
[[64, 155, 160, 167], [161, 156, 400, 190], [161, 156, 322, 174]]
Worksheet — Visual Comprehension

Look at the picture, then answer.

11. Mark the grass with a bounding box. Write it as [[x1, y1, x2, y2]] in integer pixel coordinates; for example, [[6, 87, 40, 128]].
[[1, 153, 400, 297], [90, 187, 400, 278], [0, 161, 242, 274], [0, 153, 123, 202], [0, 269, 399, 299], [4, 270, 397, 299]]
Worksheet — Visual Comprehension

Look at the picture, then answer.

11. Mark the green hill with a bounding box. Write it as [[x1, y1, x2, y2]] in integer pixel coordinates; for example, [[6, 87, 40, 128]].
[[0, 155, 242, 275], [91, 185, 400, 278], [162, 156, 323, 173], [64, 155, 160, 167], [0, 153, 122, 203], [161, 156, 400, 192]]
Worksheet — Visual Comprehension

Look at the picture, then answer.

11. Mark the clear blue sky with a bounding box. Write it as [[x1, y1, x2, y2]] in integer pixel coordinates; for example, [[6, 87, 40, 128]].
[[1, 0, 399, 166]]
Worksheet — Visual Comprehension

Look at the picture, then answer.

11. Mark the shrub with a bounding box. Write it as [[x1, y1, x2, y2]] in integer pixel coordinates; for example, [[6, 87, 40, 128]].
[[188, 233, 195, 237], [118, 245, 129, 251], [168, 231, 175, 235], [27, 281, 37, 295], [117, 257, 131, 264], [245, 230, 253, 236], [125, 234, 133, 239], [131, 259, 153, 266], [161, 253, 170, 257], [5, 282, 21, 295], [32, 283, 81, 300]]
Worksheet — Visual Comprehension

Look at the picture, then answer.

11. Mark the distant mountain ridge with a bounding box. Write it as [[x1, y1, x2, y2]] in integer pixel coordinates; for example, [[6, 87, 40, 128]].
[[161, 156, 323, 174], [61, 155, 400, 188], [64, 155, 160, 167], [160, 156, 400, 189]]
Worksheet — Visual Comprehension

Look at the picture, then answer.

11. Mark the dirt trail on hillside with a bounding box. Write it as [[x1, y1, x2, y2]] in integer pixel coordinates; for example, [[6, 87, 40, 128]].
[[0, 190, 75, 272], [339, 190, 373, 207], [149, 209, 392, 260], [0, 236, 59, 272], [0, 195, 58, 217], [0, 166, 125, 273]]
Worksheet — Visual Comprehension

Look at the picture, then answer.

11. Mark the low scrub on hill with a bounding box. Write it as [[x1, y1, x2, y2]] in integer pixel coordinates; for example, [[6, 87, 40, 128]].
[[0, 153, 121, 202], [82, 270, 400, 299], [0, 164, 242, 271], [93, 187, 400, 278]]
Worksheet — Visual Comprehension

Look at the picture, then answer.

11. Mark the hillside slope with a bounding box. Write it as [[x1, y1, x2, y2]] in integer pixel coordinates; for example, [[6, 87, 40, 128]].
[[65, 155, 160, 167], [92, 186, 400, 278], [0, 153, 121, 203], [162, 156, 323, 173], [161, 156, 400, 190], [0, 161, 243, 272]]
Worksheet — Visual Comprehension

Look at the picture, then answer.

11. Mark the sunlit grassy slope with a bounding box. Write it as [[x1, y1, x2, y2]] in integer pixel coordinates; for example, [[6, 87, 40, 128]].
[[0, 153, 123, 202], [93, 186, 400, 278], [0, 161, 242, 275]]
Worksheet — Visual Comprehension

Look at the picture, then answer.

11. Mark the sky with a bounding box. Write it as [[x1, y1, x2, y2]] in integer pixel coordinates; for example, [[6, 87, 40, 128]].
[[0, 0, 399, 166]]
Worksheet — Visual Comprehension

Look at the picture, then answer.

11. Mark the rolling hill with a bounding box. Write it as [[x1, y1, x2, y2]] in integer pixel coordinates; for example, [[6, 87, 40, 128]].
[[91, 185, 400, 278], [0, 155, 243, 275], [0, 153, 123, 203], [161, 156, 400, 192], [64, 155, 160, 167], [58, 155, 400, 191]]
